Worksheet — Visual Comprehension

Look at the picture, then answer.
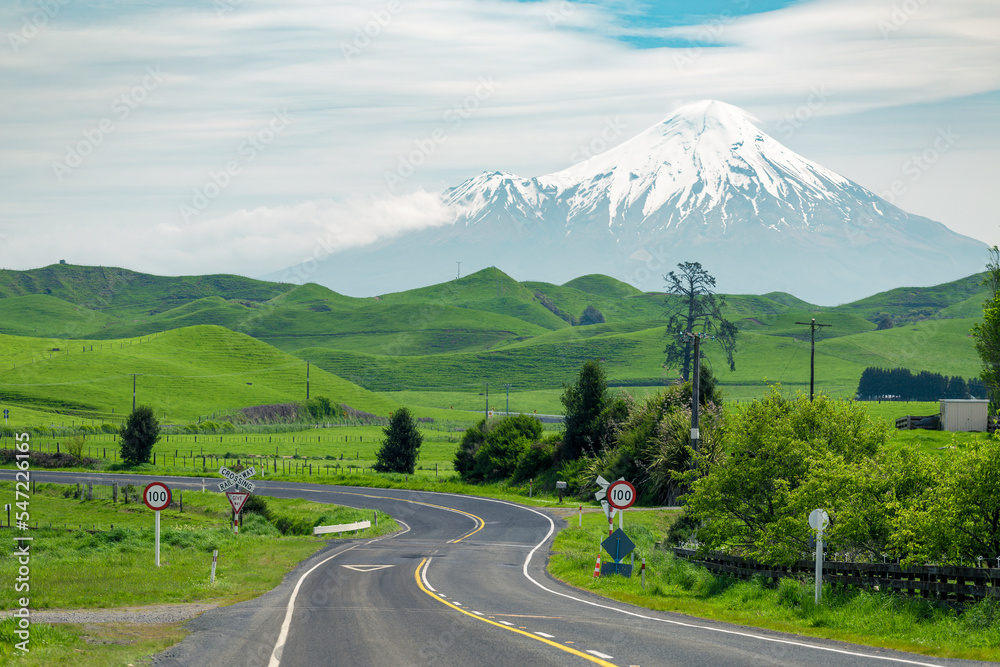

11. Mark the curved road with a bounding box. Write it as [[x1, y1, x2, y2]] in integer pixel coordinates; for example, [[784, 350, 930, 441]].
[[6, 471, 987, 667]]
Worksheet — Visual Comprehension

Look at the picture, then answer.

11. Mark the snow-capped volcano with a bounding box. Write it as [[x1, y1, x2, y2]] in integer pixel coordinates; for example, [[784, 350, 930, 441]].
[[278, 101, 987, 303]]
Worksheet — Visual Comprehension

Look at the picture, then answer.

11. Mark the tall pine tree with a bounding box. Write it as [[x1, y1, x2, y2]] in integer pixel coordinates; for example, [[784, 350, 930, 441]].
[[662, 262, 737, 381], [374, 408, 423, 474]]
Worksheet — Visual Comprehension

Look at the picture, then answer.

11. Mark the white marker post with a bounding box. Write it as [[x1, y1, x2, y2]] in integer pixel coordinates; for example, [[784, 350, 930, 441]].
[[143, 482, 172, 567], [809, 508, 829, 604]]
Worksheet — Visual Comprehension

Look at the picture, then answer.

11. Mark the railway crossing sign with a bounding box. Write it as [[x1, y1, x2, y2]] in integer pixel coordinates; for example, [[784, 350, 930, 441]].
[[226, 491, 250, 515], [218, 466, 256, 493], [594, 476, 617, 520]]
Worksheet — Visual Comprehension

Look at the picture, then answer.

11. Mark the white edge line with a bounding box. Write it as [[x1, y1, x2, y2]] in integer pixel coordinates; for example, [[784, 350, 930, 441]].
[[461, 495, 947, 667], [421, 556, 437, 592], [587, 650, 614, 659], [268, 518, 410, 666]]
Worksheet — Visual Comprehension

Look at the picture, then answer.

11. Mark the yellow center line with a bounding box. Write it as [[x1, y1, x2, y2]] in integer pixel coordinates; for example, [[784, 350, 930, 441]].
[[414, 558, 618, 667]]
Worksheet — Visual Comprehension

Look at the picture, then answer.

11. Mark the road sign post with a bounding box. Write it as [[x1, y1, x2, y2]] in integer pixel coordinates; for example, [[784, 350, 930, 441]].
[[809, 508, 829, 603], [601, 528, 636, 577], [226, 491, 250, 535], [143, 482, 172, 567], [218, 467, 255, 534]]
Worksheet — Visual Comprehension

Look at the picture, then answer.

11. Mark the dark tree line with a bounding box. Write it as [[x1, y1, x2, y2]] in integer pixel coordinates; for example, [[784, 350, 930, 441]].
[[856, 367, 986, 401]]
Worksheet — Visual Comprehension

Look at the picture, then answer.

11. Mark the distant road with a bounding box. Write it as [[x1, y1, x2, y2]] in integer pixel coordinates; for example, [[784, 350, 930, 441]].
[[477, 411, 565, 423], [4, 471, 973, 667]]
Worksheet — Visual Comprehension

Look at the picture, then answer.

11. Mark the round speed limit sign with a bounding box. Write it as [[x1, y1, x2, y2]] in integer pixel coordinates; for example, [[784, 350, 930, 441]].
[[143, 482, 172, 511], [607, 480, 636, 510]]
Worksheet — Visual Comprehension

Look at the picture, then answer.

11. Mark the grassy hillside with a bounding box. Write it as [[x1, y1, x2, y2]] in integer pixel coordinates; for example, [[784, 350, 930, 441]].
[[0, 294, 114, 337], [0, 325, 402, 422], [835, 273, 988, 324], [379, 267, 571, 330], [0, 264, 987, 417], [562, 274, 644, 298], [0, 263, 293, 318]]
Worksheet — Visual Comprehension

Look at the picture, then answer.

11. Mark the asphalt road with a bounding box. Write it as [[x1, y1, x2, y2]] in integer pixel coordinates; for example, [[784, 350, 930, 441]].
[[4, 471, 990, 667]]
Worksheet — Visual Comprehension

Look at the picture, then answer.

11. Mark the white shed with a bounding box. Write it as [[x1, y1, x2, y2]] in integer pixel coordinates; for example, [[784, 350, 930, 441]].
[[939, 399, 989, 432]]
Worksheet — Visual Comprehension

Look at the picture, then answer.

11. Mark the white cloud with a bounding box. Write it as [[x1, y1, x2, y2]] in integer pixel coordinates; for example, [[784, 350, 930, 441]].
[[0, 0, 997, 275], [140, 191, 455, 277]]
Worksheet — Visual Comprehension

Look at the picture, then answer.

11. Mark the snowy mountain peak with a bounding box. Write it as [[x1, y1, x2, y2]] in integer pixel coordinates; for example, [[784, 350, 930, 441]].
[[539, 100, 851, 227], [307, 100, 989, 305]]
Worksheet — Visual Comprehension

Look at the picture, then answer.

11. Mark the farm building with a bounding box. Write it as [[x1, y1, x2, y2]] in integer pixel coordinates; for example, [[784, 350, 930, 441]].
[[939, 399, 989, 432]]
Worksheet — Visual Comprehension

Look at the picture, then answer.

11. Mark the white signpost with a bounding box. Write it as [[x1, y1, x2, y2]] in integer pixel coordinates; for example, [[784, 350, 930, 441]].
[[219, 467, 255, 534], [143, 481, 172, 567], [809, 508, 830, 603]]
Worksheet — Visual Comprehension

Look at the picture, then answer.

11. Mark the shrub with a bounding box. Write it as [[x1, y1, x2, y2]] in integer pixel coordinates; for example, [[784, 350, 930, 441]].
[[119, 405, 161, 466], [470, 414, 543, 483], [683, 389, 891, 563], [511, 436, 557, 483], [454, 419, 487, 479], [65, 434, 85, 459], [241, 494, 272, 521]]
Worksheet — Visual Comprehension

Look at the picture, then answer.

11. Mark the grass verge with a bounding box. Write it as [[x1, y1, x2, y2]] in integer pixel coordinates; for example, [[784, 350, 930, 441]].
[[0, 483, 398, 665], [548, 509, 1000, 662]]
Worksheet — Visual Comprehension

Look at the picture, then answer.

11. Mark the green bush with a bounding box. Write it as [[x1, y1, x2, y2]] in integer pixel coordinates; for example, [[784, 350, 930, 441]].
[[454, 419, 487, 479], [511, 435, 557, 483], [241, 494, 272, 521], [471, 414, 543, 483], [683, 388, 892, 564]]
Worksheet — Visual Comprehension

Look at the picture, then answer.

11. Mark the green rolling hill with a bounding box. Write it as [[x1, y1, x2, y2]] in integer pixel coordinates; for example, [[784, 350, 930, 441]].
[[0, 325, 403, 423], [0, 262, 988, 418]]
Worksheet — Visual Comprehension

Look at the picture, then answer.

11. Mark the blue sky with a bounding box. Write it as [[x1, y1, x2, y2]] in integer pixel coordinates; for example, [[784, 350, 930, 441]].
[[0, 0, 997, 280]]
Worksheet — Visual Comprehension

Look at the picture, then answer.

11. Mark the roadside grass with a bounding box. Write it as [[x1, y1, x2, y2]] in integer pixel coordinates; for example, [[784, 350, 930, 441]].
[[0, 482, 398, 609], [0, 619, 187, 667], [549, 510, 1000, 661], [0, 483, 400, 665]]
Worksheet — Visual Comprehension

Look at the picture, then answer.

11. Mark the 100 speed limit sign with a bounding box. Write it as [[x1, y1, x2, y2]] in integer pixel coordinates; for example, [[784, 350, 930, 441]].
[[607, 480, 636, 510], [143, 482, 172, 511]]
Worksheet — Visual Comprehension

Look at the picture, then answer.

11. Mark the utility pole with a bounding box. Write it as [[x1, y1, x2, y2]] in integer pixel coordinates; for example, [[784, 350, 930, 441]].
[[132, 374, 136, 413], [795, 319, 832, 401], [504, 383, 513, 415], [456, 261, 461, 280], [306, 361, 310, 400], [485, 381, 489, 416], [681, 331, 708, 458]]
